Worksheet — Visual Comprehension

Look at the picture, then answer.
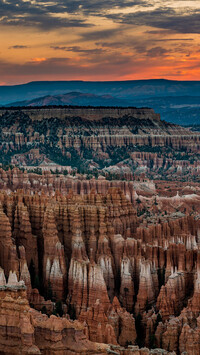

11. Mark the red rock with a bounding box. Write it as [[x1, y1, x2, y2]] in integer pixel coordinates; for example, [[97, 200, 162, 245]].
[[135, 261, 156, 314], [42, 206, 66, 300]]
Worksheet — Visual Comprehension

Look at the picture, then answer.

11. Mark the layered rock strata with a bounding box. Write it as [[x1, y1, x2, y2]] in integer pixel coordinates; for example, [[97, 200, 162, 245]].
[[0, 107, 199, 182]]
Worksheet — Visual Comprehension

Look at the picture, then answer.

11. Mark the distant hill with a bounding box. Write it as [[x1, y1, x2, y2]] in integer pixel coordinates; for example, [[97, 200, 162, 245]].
[[6, 91, 130, 107], [1, 79, 200, 105], [1, 79, 200, 125]]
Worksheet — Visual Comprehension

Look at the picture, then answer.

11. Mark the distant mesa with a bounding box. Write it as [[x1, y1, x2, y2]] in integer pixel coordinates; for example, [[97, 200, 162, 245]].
[[0, 105, 160, 121]]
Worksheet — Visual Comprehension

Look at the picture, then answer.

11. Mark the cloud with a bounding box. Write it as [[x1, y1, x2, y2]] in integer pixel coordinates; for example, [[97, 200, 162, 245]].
[[9, 45, 29, 49], [107, 7, 200, 34], [30, 58, 47, 63], [79, 28, 122, 41], [0, 0, 90, 30], [0, 54, 144, 82], [0, 0, 145, 31], [0, 49, 199, 84], [0, 1, 199, 36], [50, 45, 105, 55], [95, 41, 124, 48], [0, 0, 199, 83], [152, 38, 194, 42], [63, 0, 147, 15], [146, 46, 169, 57]]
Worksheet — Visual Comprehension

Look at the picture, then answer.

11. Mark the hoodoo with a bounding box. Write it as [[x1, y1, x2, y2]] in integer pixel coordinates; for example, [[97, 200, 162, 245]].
[[0, 173, 198, 353]]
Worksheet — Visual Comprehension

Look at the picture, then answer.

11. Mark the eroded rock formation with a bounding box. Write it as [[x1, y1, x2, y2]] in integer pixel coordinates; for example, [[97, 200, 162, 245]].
[[0, 106, 199, 182], [0, 170, 199, 353]]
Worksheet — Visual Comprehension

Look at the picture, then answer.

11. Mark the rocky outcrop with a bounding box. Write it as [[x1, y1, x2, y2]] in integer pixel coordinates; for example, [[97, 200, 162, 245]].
[[135, 261, 157, 315], [42, 206, 66, 300], [156, 269, 186, 320], [13, 201, 38, 271], [0, 203, 19, 277], [0, 272, 109, 355], [108, 296, 137, 346]]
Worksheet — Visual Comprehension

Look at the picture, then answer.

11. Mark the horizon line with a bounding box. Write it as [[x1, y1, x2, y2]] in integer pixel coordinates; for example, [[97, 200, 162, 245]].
[[1, 78, 200, 87]]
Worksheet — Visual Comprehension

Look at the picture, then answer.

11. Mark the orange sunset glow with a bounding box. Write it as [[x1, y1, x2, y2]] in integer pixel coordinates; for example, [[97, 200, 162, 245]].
[[0, 0, 199, 84]]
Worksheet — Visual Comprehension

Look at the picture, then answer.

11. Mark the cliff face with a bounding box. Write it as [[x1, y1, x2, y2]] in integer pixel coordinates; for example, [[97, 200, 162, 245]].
[[0, 106, 161, 121], [0, 106, 199, 182], [0, 171, 199, 354]]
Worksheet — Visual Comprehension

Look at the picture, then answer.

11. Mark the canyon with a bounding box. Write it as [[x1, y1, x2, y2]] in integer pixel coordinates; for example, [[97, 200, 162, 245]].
[[0, 168, 199, 353], [0, 106, 200, 354]]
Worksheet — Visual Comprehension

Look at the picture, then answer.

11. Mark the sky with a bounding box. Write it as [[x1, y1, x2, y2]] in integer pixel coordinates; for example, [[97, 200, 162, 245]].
[[0, 0, 199, 84]]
